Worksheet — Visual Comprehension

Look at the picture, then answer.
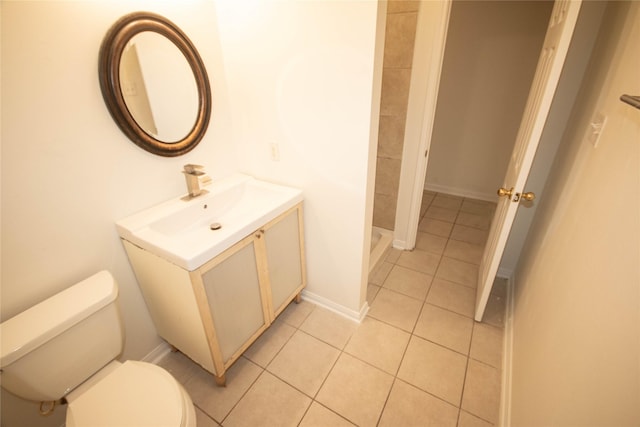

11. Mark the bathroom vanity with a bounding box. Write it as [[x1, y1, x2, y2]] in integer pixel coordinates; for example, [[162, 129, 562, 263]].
[[117, 175, 306, 385]]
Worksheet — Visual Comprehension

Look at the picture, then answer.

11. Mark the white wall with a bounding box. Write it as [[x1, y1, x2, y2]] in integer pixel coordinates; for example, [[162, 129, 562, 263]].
[[1, 1, 381, 425], [214, 0, 382, 318], [509, 2, 640, 424], [425, 0, 552, 200]]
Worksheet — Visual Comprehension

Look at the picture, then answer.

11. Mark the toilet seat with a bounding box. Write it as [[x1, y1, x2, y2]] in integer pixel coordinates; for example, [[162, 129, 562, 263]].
[[66, 360, 194, 427]]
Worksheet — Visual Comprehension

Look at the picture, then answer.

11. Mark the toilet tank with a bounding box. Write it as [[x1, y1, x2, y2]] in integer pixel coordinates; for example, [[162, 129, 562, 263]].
[[0, 270, 123, 402]]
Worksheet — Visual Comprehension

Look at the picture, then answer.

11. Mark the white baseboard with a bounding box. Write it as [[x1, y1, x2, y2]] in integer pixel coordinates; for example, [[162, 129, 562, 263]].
[[499, 273, 515, 427], [142, 341, 172, 365], [301, 289, 367, 323], [425, 182, 497, 203], [392, 238, 410, 250]]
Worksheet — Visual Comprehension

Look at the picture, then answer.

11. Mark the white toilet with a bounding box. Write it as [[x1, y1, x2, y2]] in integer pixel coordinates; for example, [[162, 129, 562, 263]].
[[0, 270, 196, 427]]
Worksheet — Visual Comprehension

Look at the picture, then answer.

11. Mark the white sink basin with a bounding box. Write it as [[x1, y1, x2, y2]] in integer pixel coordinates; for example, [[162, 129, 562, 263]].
[[116, 174, 303, 270]]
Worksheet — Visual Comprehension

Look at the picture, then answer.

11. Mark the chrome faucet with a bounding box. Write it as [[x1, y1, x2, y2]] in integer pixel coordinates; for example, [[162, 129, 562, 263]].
[[182, 164, 208, 200]]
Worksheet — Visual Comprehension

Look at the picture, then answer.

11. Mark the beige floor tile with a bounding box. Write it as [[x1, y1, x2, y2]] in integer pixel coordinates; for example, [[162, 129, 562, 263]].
[[184, 357, 262, 423], [278, 299, 316, 328], [426, 278, 476, 318], [458, 410, 494, 427], [382, 265, 433, 300], [416, 231, 448, 255], [431, 193, 464, 211], [425, 206, 459, 223], [420, 194, 434, 217], [157, 351, 200, 385], [378, 380, 459, 427], [483, 294, 506, 329], [243, 319, 296, 367], [460, 199, 496, 216], [385, 248, 403, 263], [368, 288, 423, 332], [470, 323, 503, 368], [367, 283, 381, 305], [418, 217, 454, 238], [396, 249, 441, 275], [299, 306, 358, 349], [224, 371, 311, 427], [456, 212, 492, 230], [299, 402, 356, 427], [397, 336, 467, 406], [344, 317, 410, 375], [370, 261, 394, 285], [414, 304, 473, 355], [450, 224, 489, 246], [267, 330, 340, 397], [461, 360, 501, 424], [316, 353, 394, 427], [443, 240, 484, 265], [195, 407, 221, 427], [436, 257, 478, 288]]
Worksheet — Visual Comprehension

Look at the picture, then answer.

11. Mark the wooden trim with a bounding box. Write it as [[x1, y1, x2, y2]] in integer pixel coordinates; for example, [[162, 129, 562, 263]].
[[261, 203, 301, 230], [253, 229, 275, 324], [196, 232, 256, 273], [189, 271, 225, 377], [273, 283, 306, 318], [296, 204, 308, 289], [223, 322, 270, 370]]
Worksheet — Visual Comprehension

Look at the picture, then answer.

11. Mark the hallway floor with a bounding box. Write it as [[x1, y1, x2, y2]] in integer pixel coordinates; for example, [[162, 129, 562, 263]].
[[158, 192, 505, 427]]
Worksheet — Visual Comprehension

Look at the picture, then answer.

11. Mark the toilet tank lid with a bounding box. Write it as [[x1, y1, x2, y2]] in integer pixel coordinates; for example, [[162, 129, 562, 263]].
[[1, 271, 118, 367]]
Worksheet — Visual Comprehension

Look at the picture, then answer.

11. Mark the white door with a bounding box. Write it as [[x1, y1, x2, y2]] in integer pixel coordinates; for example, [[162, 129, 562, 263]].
[[475, 0, 582, 321]]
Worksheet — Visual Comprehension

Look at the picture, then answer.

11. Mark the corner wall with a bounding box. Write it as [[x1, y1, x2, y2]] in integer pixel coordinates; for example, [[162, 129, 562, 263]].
[[509, 2, 640, 424]]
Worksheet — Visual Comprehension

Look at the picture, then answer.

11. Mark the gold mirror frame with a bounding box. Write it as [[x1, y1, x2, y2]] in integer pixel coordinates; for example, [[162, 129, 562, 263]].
[[99, 12, 211, 157]]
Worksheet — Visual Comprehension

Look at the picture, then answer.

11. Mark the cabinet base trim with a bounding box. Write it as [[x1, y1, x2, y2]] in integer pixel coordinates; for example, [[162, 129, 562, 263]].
[[301, 290, 367, 323]]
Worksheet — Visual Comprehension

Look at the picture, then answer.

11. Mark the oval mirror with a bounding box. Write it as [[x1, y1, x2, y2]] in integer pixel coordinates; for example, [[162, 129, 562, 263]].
[[99, 12, 211, 157]]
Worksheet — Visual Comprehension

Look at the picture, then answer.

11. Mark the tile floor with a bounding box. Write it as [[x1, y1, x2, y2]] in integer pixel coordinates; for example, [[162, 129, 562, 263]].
[[158, 192, 507, 427]]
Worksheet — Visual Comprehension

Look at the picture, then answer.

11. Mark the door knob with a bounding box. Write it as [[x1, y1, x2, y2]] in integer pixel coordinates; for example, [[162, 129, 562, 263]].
[[521, 192, 535, 201], [497, 187, 513, 198]]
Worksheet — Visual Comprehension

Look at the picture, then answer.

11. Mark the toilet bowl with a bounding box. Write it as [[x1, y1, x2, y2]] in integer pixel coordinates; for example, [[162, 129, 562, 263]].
[[0, 271, 196, 426], [66, 360, 196, 427]]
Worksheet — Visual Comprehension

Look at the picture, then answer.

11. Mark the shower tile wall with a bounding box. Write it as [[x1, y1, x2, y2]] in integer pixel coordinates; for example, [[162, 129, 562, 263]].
[[373, 1, 420, 230]]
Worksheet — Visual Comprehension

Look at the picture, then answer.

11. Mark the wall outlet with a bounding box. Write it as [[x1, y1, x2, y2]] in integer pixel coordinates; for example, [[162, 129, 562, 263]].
[[586, 112, 607, 148]]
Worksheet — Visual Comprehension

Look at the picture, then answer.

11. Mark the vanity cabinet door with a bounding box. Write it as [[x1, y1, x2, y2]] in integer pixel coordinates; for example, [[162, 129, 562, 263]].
[[199, 237, 270, 365], [262, 205, 306, 317]]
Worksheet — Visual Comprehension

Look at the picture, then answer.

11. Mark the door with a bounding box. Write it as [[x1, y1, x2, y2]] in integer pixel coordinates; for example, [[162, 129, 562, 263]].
[[262, 205, 306, 318], [201, 236, 269, 364], [475, 0, 582, 321]]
